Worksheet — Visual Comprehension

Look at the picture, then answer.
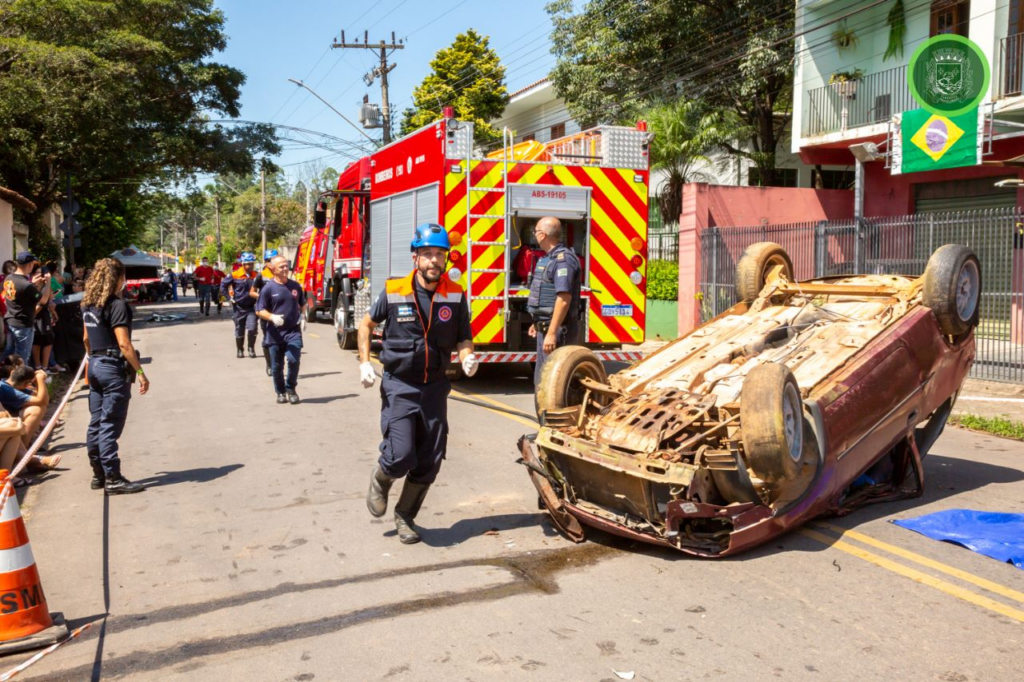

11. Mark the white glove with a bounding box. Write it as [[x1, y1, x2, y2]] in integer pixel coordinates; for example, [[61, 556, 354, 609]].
[[359, 362, 377, 388], [300, 316, 307, 332], [270, 314, 285, 327], [461, 353, 479, 377]]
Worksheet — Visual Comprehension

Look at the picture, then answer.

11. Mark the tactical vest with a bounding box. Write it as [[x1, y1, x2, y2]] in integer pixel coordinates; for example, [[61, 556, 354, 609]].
[[380, 271, 465, 384], [527, 245, 580, 324]]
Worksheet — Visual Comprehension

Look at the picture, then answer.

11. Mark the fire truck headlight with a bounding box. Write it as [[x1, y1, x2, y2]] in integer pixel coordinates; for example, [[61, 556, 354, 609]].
[[448, 267, 463, 282], [629, 271, 643, 286]]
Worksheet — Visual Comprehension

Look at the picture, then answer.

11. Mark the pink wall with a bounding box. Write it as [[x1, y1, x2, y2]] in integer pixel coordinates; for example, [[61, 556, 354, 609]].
[[677, 184, 855, 335]]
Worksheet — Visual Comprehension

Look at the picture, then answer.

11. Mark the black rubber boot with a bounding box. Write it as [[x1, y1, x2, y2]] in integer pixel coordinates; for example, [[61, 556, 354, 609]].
[[247, 332, 257, 358], [105, 475, 145, 495], [90, 462, 105, 490], [263, 347, 272, 376], [394, 481, 430, 544], [236, 337, 244, 359], [366, 465, 396, 518]]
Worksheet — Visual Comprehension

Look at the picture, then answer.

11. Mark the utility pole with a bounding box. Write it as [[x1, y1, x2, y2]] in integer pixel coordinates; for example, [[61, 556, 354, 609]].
[[306, 183, 312, 226], [160, 222, 164, 269], [260, 163, 267, 258], [214, 195, 223, 267], [332, 30, 404, 144]]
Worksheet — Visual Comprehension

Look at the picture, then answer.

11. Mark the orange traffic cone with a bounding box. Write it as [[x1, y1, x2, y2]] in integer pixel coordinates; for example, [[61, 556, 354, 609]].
[[0, 471, 68, 655]]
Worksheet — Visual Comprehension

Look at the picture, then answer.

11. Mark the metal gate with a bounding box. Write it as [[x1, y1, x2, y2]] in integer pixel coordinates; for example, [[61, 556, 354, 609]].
[[699, 208, 1024, 383]]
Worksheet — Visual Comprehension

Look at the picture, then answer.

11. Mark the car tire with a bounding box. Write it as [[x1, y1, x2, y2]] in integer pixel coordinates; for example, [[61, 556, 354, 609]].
[[741, 362, 804, 484], [535, 346, 608, 418], [922, 244, 981, 336], [736, 242, 794, 303]]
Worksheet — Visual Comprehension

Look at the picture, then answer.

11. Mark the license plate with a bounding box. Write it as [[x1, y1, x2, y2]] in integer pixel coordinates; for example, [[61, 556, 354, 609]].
[[601, 304, 633, 317]]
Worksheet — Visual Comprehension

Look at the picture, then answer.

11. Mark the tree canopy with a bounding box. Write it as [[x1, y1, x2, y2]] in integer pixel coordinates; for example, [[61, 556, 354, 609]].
[[401, 29, 509, 148], [547, 0, 794, 185], [0, 0, 279, 254]]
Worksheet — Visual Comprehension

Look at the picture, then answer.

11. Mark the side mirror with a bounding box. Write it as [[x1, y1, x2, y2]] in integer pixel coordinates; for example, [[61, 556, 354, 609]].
[[313, 206, 327, 229]]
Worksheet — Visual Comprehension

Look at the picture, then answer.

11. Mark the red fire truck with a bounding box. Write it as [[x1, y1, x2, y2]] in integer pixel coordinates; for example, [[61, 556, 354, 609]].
[[295, 114, 653, 367]]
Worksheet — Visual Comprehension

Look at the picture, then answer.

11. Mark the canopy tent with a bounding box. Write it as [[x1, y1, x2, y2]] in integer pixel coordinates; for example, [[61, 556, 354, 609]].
[[111, 246, 164, 302]]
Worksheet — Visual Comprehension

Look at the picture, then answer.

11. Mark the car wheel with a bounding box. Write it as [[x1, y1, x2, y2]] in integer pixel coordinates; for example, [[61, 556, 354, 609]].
[[736, 242, 794, 303], [922, 244, 982, 336], [741, 362, 804, 484], [535, 346, 607, 418]]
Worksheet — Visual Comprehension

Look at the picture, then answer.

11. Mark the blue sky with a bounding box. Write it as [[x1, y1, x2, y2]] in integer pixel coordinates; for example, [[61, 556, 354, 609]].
[[213, 0, 559, 185]]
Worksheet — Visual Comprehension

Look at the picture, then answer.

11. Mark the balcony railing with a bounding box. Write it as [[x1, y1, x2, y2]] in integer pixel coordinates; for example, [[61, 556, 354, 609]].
[[804, 64, 912, 137], [999, 32, 1024, 98]]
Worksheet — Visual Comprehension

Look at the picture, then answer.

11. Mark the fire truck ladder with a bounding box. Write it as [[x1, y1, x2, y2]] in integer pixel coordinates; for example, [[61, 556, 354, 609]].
[[464, 127, 513, 325]]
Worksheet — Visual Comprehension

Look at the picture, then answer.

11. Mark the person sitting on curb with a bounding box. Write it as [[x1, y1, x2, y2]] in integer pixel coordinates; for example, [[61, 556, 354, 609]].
[[0, 363, 60, 473]]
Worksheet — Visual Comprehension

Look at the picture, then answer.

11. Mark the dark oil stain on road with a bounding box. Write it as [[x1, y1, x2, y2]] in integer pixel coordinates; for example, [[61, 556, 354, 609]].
[[44, 543, 618, 680]]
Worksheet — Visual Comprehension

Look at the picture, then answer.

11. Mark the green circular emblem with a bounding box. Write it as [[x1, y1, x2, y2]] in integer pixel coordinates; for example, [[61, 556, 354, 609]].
[[908, 35, 990, 117]]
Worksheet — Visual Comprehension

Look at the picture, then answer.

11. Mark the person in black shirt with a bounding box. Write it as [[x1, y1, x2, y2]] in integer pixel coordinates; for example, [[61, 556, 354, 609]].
[[256, 255, 308, 404], [82, 258, 150, 495], [3, 252, 43, 362]]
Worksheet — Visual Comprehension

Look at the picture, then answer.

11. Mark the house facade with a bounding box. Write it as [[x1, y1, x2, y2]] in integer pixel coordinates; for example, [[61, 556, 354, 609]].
[[793, 0, 1024, 214]]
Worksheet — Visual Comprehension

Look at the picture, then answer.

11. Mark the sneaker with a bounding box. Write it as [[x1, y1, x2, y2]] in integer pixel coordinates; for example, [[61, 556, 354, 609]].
[[276, 393, 287, 404], [286, 391, 300, 405], [105, 476, 145, 495], [266, 365, 273, 377], [236, 349, 245, 359], [44, 367, 58, 375]]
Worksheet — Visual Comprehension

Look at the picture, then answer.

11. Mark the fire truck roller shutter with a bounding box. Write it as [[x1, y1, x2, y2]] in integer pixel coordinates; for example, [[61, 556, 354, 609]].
[[389, 192, 415, 278], [414, 185, 439, 228], [370, 199, 390, 301]]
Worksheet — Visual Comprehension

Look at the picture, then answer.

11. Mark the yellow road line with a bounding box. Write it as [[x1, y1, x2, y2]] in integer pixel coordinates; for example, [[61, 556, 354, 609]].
[[799, 528, 1024, 623], [814, 523, 1024, 605], [308, 333, 321, 339]]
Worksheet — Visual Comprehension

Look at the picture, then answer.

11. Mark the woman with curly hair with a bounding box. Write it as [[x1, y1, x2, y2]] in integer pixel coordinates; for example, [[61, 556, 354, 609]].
[[82, 258, 149, 494]]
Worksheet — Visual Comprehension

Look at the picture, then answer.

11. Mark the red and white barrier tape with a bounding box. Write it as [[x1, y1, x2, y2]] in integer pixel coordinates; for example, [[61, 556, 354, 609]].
[[0, 357, 87, 517], [0, 621, 95, 681]]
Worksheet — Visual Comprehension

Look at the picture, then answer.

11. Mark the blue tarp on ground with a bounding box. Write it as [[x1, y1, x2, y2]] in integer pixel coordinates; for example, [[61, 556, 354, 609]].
[[892, 510, 1024, 570]]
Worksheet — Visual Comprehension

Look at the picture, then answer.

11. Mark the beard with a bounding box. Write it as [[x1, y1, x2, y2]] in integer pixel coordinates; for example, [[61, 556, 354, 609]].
[[419, 263, 443, 283]]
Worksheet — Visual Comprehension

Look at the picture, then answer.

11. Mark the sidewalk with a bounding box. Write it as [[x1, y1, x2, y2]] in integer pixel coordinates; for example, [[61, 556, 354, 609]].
[[953, 377, 1024, 422]]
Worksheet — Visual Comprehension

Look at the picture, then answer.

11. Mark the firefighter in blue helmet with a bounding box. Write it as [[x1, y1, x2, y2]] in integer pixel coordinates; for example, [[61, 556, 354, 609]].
[[358, 223, 478, 545], [527, 216, 582, 385], [222, 252, 262, 358], [254, 249, 278, 376]]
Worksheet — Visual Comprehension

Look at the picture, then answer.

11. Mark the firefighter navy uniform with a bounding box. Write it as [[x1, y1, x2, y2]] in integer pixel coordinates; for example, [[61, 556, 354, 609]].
[[369, 270, 471, 485], [222, 256, 262, 358], [527, 242, 582, 384], [256, 250, 278, 375]]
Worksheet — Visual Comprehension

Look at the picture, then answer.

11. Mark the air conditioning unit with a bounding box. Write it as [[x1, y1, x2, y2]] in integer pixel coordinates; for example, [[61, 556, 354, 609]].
[[359, 101, 382, 129]]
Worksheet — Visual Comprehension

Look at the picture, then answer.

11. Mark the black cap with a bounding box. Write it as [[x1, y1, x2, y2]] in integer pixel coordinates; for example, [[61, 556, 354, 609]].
[[15, 251, 38, 265]]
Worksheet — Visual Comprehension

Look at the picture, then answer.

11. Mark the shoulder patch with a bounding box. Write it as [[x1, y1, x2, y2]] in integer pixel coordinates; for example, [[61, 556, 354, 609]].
[[556, 253, 565, 261]]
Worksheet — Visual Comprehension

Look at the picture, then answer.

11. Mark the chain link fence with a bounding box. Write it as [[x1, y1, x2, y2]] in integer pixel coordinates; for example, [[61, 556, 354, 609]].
[[698, 208, 1024, 383]]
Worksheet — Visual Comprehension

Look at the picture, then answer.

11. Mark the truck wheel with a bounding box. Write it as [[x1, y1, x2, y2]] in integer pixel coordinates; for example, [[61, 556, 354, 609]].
[[306, 302, 318, 323], [535, 346, 607, 419], [741, 362, 803, 484], [922, 244, 981, 336], [334, 279, 357, 350], [736, 242, 794, 303]]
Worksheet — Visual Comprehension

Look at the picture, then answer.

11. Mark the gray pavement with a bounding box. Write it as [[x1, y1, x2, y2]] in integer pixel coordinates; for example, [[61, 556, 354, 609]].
[[10, 298, 1024, 681]]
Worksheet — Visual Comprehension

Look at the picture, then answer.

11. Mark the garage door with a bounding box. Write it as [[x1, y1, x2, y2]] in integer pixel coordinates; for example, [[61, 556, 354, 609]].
[[914, 176, 1018, 213]]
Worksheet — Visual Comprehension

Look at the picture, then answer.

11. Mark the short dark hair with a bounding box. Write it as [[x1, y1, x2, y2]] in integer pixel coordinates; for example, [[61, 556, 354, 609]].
[[9, 365, 34, 387]]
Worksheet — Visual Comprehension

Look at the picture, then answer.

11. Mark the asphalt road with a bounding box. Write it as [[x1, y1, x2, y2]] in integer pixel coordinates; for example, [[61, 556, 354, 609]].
[[13, 298, 1024, 681]]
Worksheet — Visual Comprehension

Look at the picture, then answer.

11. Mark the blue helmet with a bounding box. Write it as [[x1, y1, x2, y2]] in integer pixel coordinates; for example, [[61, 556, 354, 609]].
[[240, 252, 256, 263], [264, 249, 279, 260], [410, 223, 450, 252]]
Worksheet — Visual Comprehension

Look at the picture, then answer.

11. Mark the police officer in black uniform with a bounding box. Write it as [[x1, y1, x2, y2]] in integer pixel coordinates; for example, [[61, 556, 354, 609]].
[[358, 223, 478, 545], [222, 251, 262, 359], [81, 258, 148, 495], [527, 216, 582, 385]]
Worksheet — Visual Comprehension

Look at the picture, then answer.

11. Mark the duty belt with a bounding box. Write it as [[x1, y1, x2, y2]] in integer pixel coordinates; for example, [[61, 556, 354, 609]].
[[95, 349, 123, 359], [535, 320, 552, 333]]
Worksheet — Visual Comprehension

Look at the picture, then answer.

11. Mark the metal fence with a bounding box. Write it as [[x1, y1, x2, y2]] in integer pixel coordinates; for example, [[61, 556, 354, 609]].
[[647, 194, 680, 262], [804, 64, 912, 137], [699, 208, 1024, 383]]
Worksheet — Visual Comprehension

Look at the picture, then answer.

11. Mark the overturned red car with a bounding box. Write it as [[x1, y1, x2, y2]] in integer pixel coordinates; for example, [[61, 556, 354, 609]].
[[519, 242, 980, 557]]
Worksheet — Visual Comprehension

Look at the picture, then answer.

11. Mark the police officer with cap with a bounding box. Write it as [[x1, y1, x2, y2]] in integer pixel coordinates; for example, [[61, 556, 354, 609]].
[[527, 216, 582, 384], [358, 223, 478, 545], [222, 252, 262, 358]]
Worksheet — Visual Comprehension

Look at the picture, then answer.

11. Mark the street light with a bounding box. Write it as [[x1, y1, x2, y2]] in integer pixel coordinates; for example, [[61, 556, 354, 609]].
[[287, 78, 380, 147]]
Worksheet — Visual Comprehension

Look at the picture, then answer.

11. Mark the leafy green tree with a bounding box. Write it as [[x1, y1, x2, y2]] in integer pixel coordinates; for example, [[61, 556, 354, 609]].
[[547, 0, 794, 185], [0, 0, 279, 251], [646, 100, 741, 223], [401, 29, 509, 147]]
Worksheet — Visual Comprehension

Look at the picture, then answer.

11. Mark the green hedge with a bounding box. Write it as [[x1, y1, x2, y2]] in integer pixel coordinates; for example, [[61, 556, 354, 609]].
[[647, 259, 678, 301]]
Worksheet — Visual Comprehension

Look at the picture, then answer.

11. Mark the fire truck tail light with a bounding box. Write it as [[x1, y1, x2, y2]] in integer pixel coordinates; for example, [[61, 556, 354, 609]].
[[449, 250, 461, 263], [448, 232, 463, 246], [630, 271, 643, 285], [630, 255, 643, 268], [630, 237, 644, 251]]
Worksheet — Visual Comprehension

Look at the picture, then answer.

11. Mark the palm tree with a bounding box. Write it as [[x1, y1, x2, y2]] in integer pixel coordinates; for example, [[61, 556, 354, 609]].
[[645, 100, 740, 225]]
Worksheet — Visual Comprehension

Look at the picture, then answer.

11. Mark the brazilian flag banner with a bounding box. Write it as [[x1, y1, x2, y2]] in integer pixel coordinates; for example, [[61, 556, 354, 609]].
[[893, 107, 981, 175]]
